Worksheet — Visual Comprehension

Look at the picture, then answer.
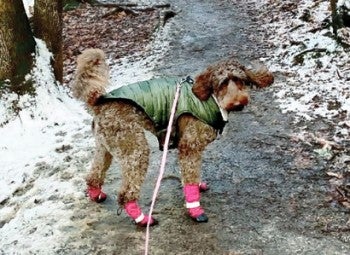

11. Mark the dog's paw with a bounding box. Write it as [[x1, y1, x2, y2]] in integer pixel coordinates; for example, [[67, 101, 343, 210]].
[[136, 215, 159, 227], [199, 182, 209, 192], [191, 213, 208, 223], [187, 206, 208, 223]]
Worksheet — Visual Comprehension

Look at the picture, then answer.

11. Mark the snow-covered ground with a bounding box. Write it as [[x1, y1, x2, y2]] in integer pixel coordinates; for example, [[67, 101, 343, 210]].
[[255, 0, 350, 144], [0, 39, 86, 200], [0, 0, 349, 254], [0, 39, 91, 253], [0, 2, 171, 253]]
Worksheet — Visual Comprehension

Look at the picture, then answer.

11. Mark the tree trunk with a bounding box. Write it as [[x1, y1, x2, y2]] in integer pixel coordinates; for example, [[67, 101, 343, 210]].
[[0, 0, 36, 90], [33, 0, 63, 83], [330, 0, 342, 35]]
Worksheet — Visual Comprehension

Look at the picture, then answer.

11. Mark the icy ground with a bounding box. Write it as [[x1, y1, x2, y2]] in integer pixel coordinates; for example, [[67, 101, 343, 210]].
[[1, 0, 350, 254]]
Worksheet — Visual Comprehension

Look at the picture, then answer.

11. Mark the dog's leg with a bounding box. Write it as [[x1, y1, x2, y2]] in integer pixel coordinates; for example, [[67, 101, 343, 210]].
[[106, 125, 157, 227], [177, 116, 217, 222], [86, 141, 113, 203]]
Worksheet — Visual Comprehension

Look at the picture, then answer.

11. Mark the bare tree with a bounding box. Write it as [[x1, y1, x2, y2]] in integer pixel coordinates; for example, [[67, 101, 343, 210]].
[[0, 0, 36, 91], [331, 0, 342, 35], [330, 0, 350, 38], [34, 0, 63, 83]]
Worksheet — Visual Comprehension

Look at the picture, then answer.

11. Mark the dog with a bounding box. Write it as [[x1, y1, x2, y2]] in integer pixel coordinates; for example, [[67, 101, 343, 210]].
[[71, 48, 274, 227]]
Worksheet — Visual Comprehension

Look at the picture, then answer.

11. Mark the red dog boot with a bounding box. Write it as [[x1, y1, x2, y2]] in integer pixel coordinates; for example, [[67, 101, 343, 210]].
[[184, 184, 208, 223], [124, 200, 158, 227], [199, 182, 209, 192], [87, 186, 107, 203]]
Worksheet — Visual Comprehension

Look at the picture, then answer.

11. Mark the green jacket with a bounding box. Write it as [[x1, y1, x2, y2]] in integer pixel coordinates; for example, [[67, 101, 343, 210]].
[[98, 77, 226, 148]]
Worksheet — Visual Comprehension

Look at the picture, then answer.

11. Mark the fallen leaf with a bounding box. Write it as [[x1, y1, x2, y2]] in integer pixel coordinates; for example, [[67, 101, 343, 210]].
[[326, 171, 343, 179]]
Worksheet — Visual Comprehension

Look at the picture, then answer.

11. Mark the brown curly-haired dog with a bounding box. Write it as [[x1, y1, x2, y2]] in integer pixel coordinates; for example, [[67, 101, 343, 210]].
[[71, 48, 274, 226]]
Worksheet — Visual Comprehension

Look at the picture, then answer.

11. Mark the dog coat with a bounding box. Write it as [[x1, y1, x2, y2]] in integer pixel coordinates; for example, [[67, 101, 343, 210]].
[[98, 77, 227, 149]]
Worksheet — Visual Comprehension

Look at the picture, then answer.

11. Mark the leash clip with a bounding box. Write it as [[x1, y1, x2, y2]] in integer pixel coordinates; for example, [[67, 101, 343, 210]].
[[117, 207, 123, 216], [180, 76, 193, 86]]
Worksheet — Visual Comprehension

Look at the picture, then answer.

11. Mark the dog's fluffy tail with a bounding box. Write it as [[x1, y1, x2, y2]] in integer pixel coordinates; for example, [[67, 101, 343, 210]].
[[71, 49, 109, 106], [244, 64, 274, 88]]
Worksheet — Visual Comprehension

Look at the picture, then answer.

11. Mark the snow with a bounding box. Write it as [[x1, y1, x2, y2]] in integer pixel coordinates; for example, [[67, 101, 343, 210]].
[[338, 0, 350, 9], [1, 0, 349, 254], [0, 2, 173, 253], [22, 0, 34, 17], [0, 40, 89, 253], [0, 38, 87, 203], [254, 0, 350, 141]]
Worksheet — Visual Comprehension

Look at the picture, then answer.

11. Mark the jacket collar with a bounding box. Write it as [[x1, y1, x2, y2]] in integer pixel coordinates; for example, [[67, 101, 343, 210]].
[[212, 95, 228, 122]]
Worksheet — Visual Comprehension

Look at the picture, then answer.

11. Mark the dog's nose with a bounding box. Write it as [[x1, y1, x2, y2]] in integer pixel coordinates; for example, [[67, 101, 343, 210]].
[[232, 104, 245, 111], [239, 97, 249, 106], [231, 96, 249, 111]]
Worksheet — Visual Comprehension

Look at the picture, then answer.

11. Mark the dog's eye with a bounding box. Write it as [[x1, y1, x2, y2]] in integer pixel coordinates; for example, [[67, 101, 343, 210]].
[[231, 76, 240, 82], [232, 77, 247, 87], [235, 79, 246, 88], [219, 78, 230, 87]]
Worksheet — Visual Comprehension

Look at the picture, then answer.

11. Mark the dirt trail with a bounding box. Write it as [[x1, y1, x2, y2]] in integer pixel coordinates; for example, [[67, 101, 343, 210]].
[[61, 0, 350, 254]]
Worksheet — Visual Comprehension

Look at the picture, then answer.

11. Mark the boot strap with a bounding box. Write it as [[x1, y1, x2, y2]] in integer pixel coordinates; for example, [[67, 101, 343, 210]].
[[134, 213, 145, 223], [186, 201, 200, 209]]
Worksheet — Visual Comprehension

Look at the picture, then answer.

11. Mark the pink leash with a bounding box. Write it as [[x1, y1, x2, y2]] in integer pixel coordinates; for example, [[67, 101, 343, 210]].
[[144, 78, 189, 255]]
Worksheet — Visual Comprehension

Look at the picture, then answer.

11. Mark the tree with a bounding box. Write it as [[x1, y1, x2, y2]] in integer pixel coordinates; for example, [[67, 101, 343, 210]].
[[331, 0, 342, 35], [0, 0, 36, 92], [330, 0, 350, 41], [34, 0, 63, 83]]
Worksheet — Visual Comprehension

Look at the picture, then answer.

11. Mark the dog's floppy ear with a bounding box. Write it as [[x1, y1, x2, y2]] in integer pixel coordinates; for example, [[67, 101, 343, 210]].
[[192, 68, 214, 101], [244, 64, 274, 88]]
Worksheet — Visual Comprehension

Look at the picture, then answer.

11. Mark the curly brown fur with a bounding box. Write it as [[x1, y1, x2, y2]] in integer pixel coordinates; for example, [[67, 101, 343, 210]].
[[177, 115, 217, 184], [71, 49, 274, 214], [71, 49, 109, 107], [244, 64, 274, 88]]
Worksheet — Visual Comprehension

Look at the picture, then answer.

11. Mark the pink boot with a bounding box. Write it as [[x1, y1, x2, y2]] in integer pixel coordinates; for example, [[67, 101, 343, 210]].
[[199, 182, 209, 192], [124, 200, 158, 227], [183, 184, 208, 223], [87, 186, 107, 203]]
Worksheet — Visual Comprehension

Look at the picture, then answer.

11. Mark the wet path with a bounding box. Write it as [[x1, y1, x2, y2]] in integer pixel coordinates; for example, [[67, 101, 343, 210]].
[[148, 0, 350, 254], [155, 0, 266, 76]]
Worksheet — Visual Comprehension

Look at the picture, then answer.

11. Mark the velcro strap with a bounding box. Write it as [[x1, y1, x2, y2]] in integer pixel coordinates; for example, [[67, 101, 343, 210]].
[[134, 213, 145, 223], [186, 201, 200, 209]]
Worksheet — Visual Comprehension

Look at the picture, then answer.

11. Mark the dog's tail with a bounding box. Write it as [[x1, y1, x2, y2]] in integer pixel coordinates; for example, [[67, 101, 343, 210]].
[[244, 64, 274, 88], [71, 49, 109, 107]]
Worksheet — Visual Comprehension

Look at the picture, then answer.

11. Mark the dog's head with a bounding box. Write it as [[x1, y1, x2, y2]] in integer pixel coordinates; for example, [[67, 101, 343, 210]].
[[192, 59, 274, 112]]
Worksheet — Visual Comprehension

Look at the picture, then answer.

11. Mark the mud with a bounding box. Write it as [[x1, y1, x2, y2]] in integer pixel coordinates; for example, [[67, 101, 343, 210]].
[[61, 0, 350, 254]]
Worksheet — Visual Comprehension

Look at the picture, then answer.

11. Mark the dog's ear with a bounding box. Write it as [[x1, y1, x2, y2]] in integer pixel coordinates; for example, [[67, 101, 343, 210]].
[[192, 68, 213, 101], [244, 64, 274, 88]]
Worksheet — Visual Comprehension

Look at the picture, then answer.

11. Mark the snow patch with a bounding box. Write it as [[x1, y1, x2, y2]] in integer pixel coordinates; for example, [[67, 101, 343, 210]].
[[0, 39, 88, 204], [22, 0, 34, 18], [0, 13, 171, 253], [255, 0, 350, 142]]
